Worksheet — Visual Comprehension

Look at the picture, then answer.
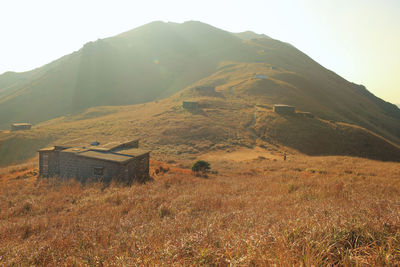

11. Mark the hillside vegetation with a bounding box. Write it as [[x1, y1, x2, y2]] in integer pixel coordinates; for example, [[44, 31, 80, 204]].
[[1, 80, 400, 166], [1, 155, 399, 265], [0, 21, 399, 149], [0, 21, 255, 129], [2, 20, 400, 266]]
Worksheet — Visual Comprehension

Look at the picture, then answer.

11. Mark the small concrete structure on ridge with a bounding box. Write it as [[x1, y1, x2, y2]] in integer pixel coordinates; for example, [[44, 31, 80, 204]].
[[273, 104, 296, 115], [11, 123, 32, 131], [182, 101, 199, 110]]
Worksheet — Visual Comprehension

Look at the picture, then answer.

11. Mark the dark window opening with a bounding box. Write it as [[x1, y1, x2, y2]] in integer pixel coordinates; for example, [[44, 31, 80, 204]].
[[94, 167, 104, 176]]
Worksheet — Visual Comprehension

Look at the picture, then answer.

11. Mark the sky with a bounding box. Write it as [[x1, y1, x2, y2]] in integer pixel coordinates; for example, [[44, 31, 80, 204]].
[[0, 0, 399, 103]]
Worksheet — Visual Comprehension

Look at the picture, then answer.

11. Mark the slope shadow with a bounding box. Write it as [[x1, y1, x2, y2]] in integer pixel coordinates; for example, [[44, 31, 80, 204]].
[[263, 115, 400, 162]]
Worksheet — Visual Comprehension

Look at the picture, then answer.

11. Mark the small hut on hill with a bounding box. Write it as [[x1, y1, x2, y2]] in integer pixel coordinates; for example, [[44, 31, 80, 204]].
[[11, 123, 32, 131], [182, 101, 199, 110], [273, 104, 296, 115], [255, 74, 267, 79], [38, 139, 150, 183]]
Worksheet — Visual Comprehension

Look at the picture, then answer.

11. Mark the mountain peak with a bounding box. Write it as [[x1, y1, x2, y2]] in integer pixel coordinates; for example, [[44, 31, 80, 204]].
[[233, 31, 271, 40]]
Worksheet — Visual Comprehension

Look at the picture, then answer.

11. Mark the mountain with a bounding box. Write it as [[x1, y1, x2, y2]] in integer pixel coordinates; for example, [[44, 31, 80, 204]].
[[0, 20, 400, 150], [0, 21, 256, 129], [232, 31, 271, 40], [2, 84, 400, 166]]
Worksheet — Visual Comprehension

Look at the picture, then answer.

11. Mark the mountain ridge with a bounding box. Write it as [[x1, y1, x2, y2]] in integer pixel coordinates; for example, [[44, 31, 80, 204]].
[[232, 31, 271, 40], [0, 20, 399, 149]]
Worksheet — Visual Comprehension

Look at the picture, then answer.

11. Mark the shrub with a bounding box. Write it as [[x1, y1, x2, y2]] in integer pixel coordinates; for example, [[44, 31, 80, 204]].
[[191, 160, 211, 173]]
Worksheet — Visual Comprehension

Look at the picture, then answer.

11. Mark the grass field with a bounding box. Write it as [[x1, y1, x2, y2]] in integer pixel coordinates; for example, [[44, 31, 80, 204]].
[[1, 154, 399, 265]]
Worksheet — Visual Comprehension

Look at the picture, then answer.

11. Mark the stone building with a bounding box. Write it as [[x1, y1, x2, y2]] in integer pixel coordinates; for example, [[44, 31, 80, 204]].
[[273, 104, 296, 115], [38, 140, 150, 183], [11, 123, 32, 131], [182, 101, 199, 110], [193, 86, 216, 95], [255, 74, 267, 79]]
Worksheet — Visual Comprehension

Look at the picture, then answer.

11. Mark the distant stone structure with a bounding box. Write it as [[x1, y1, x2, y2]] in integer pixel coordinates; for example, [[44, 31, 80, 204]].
[[182, 101, 199, 110], [11, 123, 32, 131], [38, 140, 150, 183], [193, 86, 216, 95], [255, 74, 267, 79], [273, 104, 296, 115]]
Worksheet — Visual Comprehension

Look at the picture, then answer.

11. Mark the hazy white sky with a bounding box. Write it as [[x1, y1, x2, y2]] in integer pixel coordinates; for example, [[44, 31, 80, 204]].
[[0, 0, 399, 103]]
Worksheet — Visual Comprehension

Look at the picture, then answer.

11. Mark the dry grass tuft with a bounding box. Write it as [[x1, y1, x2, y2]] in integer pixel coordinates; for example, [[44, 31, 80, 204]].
[[0, 155, 399, 265]]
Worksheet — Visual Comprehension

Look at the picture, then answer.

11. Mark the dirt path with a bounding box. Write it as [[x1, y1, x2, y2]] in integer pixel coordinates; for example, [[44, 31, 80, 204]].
[[245, 107, 260, 139]]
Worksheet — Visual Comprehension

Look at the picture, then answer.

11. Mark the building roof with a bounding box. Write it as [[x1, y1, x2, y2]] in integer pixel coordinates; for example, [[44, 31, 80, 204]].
[[12, 123, 32, 126], [115, 148, 150, 157], [38, 139, 149, 163], [98, 142, 121, 150], [38, 146, 71, 152], [76, 148, 149, 163], [78, 150, 133, 163], [38, 146, 56, 152], [62, 147, 89, 153]]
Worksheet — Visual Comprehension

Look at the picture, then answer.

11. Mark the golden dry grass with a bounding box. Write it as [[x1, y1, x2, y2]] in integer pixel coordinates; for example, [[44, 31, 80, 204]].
[[2, 83, 400, 167], [1, 155, 399, 265]]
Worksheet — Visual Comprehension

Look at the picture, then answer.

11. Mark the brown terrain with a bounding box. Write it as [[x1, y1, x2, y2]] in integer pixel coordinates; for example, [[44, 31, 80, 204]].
[[1, 72, 399, 166], [0, 84, 400, 264], [1, 153, 400, 265], [0, 21, 400, 265]]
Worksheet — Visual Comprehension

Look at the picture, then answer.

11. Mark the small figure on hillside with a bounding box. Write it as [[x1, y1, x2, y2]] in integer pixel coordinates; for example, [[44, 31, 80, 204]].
[[283, 153, 287, 161]]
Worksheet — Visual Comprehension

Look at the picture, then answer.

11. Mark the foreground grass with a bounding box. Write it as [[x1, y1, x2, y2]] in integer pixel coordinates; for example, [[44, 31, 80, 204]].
[[0, 156, 400, 265]]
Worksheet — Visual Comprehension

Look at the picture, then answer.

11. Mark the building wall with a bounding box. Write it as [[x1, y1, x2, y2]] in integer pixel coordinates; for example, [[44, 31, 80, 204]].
[[39, 149, 150, 183], [273, 105, 296, 114], [124, 153, 150, 183], [58, 152, 124, 183], [183, 101, 198, 110], [11, 124, 32, 131], [39, 151, 60, 177]]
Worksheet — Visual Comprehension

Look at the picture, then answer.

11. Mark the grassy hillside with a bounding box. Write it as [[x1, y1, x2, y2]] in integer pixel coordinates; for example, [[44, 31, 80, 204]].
[[0, 20, 399, 149], [1, 155, 399, 265], [0, 21, 255, 129], [186, 61, 400, 145], [0, 134, 52, 166], [1, 79, 400, 166]]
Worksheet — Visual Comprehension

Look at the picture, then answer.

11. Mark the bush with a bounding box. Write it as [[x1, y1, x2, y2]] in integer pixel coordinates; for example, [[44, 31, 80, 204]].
[[191, 160, 211, 173]]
